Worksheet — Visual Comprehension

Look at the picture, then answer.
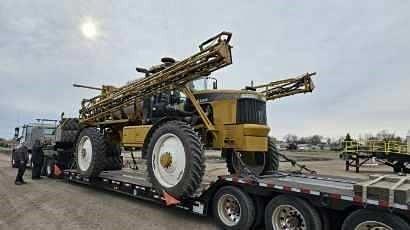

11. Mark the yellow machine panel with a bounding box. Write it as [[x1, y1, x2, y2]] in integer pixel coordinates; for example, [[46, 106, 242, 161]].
[[223, 124, 269, 152], [122, 125, 152, 147]]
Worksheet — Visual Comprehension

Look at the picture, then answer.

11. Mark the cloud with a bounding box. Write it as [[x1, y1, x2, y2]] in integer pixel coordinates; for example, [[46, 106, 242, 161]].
[[0, 0, 409, 139]]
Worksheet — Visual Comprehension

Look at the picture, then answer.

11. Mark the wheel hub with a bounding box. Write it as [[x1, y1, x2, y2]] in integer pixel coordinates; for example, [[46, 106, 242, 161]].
[[77, 136, 93, 172], [354, 221, 392, 230], [160, 152, 173, 169], [218, 194, 241, 226], [152, 133, 186, 188], [272, 205, 306, 230]]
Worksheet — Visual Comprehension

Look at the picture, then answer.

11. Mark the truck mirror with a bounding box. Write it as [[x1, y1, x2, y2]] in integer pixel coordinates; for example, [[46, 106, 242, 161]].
[[213, 80, 218, 89], [14, 127, 19, 139]]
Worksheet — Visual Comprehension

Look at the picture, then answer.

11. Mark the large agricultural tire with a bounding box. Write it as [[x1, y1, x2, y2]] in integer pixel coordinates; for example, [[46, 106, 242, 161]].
[[62, 118, 80, 130], [223, 149, 236, 175], [75, 128, 106, 177], [146, 120, 205, 198], [60, 130, 78, 143], [104, 142, 122, 170], [341, 209, 409, 230], [224, 137, 279, 175], [213, 186, 255, 230], [262, 137, 280, 174], [265, 195, 322, 230]]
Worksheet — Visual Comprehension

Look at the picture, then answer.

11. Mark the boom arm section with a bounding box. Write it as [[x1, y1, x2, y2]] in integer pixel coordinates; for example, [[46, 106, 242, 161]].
[[250, 72, 316, 101], [76, 32, 233, 124]]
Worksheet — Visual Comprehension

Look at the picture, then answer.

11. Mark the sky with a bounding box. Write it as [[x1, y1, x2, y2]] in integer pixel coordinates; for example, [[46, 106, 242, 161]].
[[0, 1, 409, 140]]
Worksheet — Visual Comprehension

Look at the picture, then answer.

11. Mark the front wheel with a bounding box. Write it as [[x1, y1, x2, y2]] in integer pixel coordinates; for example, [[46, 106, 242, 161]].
[[75, 128, 106, 177], [146, 120, 205, 198]]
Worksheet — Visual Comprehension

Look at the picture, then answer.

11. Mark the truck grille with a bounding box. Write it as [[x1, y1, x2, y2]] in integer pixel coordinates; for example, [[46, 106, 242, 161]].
[[236, 98, 267, 124]]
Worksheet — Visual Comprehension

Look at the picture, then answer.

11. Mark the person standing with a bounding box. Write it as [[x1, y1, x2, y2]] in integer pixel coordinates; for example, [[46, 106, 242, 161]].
[[14, 144, 28, 185], [31, 139, 44, 179]]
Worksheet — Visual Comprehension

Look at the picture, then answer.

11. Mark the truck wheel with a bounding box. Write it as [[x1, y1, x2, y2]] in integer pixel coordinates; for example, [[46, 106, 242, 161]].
[[265, 195, 322, 230], [341, 209, 409, 230], [213, 186, 255, 230], [262, 137, 280, 174], [75, 128, 106, 177], [146, 120, 205, 198]]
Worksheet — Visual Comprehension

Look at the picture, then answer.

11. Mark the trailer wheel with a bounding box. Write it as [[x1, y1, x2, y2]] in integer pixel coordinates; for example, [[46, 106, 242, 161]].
[[213, 186, 255, 230], [341, 209, 409, 230], [75, 128, 106, 177], [253, 196, 266, 228], [265, 195, 322, 230], [146, 120, 205, 198]]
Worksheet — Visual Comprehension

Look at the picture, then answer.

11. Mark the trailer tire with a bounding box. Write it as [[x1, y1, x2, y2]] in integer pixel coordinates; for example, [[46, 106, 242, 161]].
[[253, 196, 266, 228], [75, 128, 106, 177], [146, 120, 205, 198], [341, 209, 409, 230], [265, 195, 322, 230], [213, 186, 255, 230]]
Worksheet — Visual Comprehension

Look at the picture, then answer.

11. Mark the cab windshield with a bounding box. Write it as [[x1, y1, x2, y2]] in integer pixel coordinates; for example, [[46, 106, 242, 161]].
[[191, 77, 217, 91], [43, 127, 56, 135]]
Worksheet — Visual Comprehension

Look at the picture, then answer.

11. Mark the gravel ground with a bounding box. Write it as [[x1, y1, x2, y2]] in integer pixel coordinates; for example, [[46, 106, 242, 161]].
[[0, 151, 218, 230], [0, 149, 397, 230]]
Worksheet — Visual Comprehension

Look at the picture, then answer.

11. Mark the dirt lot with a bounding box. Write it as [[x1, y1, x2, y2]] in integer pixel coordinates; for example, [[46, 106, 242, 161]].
[[0, 149, 396, 230]]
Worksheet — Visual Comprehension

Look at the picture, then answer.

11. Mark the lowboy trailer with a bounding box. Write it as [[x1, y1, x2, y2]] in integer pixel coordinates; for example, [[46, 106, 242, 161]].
[[65, 168, 410, 230]]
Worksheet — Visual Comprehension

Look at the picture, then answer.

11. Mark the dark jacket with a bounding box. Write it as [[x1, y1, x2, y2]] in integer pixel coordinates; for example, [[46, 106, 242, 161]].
[[14, 145, 29, 163], [32, 144, 44, 164]]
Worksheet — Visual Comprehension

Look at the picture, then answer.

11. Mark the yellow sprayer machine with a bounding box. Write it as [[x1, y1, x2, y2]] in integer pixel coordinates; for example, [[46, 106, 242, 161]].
[[70, 32, 315, 198]]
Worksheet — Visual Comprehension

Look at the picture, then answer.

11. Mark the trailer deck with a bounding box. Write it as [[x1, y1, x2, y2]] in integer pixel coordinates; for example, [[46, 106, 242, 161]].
[[64, 168, 409, 213]]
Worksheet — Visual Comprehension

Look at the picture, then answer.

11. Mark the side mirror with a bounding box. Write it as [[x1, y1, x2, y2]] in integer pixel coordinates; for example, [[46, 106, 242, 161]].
[[213, 80, 218, 89], [14, 127, 19, 139]]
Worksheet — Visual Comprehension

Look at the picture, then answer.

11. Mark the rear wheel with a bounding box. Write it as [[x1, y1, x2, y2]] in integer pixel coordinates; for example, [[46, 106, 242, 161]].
[[75, 128, 106, 177], [146, 120, 205, 198], [213, 186, 255, 230], [342, 209, 409, 230], [265, 195, 322, 230]]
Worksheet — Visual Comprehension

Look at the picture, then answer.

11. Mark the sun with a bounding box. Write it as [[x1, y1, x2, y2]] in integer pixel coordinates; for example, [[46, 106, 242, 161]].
[[81, 20, 98, 40]]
